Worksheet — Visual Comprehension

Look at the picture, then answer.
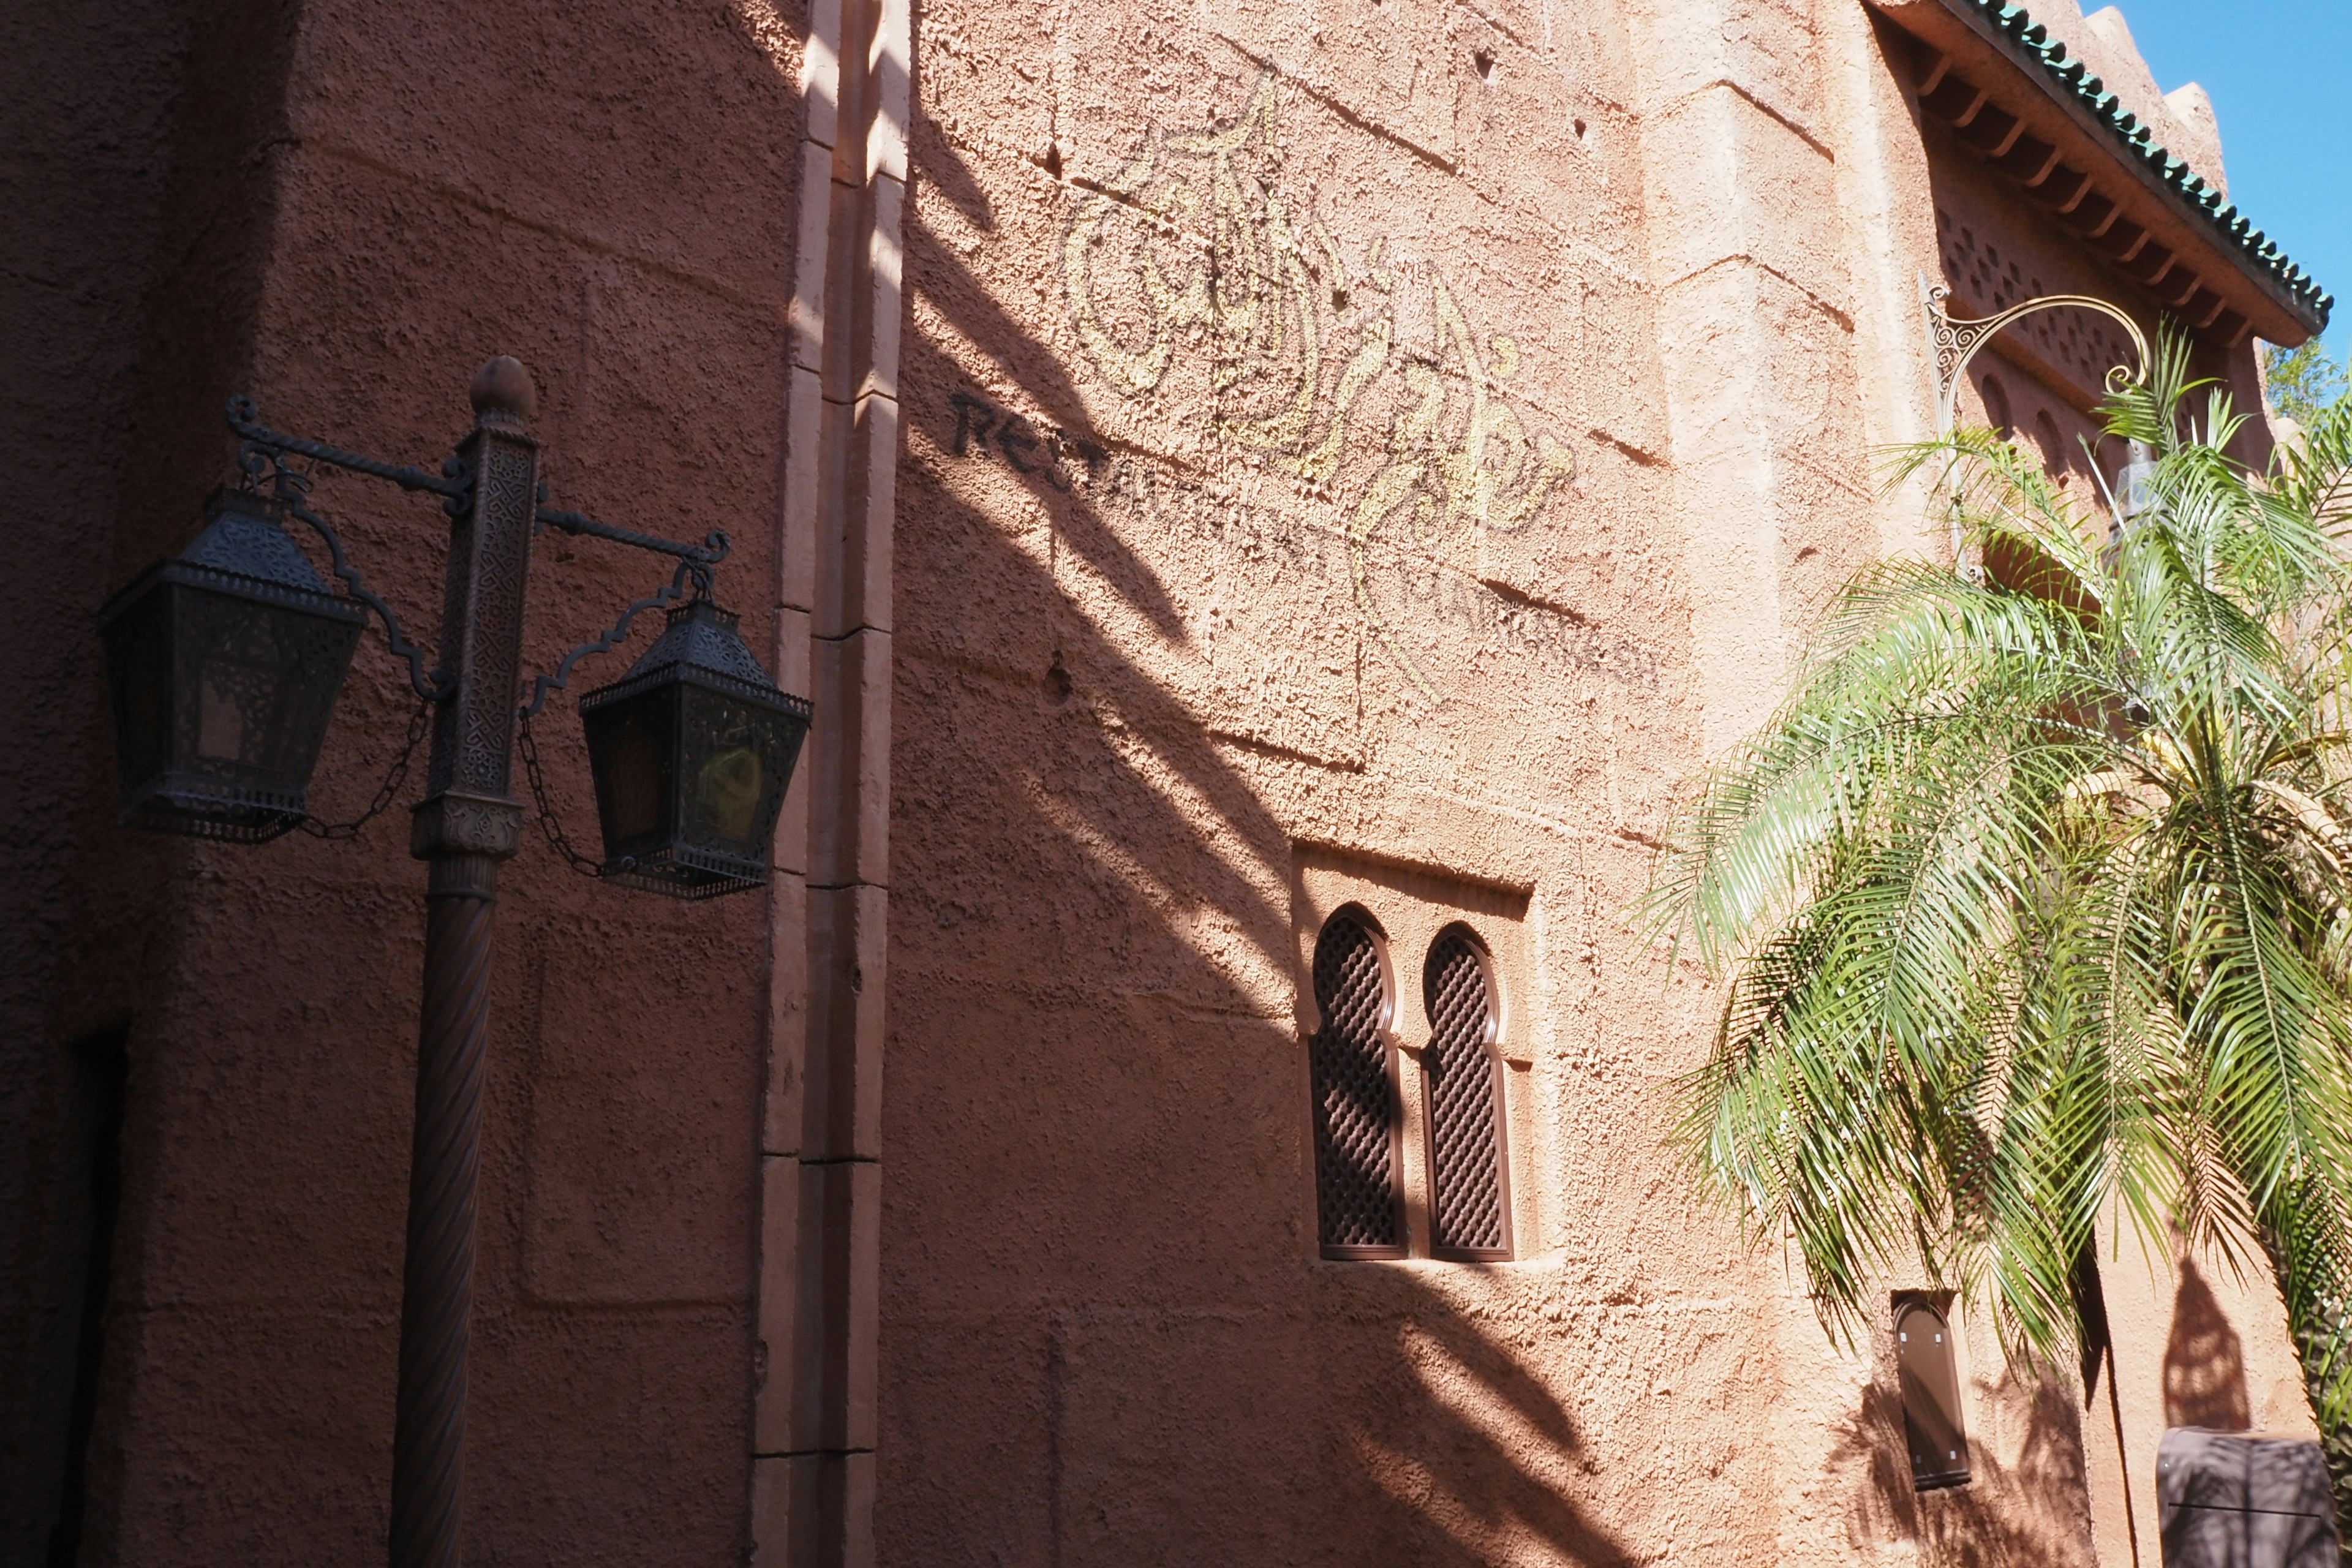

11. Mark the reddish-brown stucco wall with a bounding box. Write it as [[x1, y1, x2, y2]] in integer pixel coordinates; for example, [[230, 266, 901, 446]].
[[869, 1, 2299, 1564], [0, 0, 198, 1555], [4, 1, 814, 1562], [0, 0, 2320, 1564]]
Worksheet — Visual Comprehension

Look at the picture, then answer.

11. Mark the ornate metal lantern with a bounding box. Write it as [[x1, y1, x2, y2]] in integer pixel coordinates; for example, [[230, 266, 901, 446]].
[[96, 486, 364, 840], [579, 598, 810, 898], [94, 368, 815, 1568]]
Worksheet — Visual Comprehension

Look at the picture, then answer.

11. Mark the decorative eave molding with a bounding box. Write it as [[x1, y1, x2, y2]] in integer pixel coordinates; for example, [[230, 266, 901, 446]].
[[1870, 0, 2330, 346]]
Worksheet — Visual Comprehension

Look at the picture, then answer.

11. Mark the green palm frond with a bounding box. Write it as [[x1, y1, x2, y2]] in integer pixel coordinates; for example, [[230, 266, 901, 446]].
[[1644, 324, 2352, 1533]]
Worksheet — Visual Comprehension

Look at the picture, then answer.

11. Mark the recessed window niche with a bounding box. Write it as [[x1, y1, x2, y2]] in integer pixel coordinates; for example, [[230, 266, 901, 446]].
[[1291, 844, 1534, 1264]]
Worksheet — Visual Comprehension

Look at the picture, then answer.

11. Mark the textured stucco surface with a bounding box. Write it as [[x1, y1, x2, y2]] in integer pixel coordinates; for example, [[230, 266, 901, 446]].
[[0, 0, 2320, 1564], [876, 1, 2301, 1564], [3, 0, 810, 1562], [0, 0, 195, 1556]]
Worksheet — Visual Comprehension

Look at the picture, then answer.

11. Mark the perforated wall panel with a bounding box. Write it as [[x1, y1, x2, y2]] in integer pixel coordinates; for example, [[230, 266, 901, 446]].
[[1424, 930, 1509, 1258], [1310, 914, 1402, 1255]]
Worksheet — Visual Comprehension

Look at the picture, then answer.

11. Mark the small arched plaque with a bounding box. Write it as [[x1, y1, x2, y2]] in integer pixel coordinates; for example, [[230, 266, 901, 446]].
[[1894, 1297, 1972, 1491]]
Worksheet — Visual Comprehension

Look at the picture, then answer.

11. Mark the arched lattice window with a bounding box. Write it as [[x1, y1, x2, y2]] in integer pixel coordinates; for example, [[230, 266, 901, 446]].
[[1422, 926, 1510, 1260], [1310, 909, 1403, 1257]]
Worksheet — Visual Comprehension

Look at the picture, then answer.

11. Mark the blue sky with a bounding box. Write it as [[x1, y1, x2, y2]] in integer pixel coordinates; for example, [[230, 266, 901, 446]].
[[2100, 1, 2350, 352]]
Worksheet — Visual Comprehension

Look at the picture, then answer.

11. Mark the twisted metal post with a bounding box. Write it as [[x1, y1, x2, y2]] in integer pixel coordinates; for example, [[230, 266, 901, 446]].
[[391, 854, 499, 1567], [390, 357, 540, 1568]]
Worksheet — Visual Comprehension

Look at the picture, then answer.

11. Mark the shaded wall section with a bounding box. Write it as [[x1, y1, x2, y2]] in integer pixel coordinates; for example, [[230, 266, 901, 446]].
[[867, 0, 2060, 1561], [879, 0, 1723, 1553], [5, 0, 816, 1562], [0, 0, 195, 1556], [862, 0, 2278, 1559]]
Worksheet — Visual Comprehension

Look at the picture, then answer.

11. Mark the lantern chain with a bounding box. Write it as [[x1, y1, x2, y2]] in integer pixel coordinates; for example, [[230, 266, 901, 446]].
[[298, 695, 434, 841], [517, 710, 603, 878]]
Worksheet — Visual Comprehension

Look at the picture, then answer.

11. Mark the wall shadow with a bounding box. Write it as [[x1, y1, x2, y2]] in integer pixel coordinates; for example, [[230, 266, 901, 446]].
[[1325, 1269, 1639, 1566], [1828, 1361, 2100, 1566], [879, 115, 1647, 1564], [2163, 1258, 2252, 1431], [878, 61, 2193, 1566], [891, 124, 1308, 985]]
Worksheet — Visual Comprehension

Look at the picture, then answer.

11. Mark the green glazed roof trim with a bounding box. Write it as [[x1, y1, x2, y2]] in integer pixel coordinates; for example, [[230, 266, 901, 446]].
[[1968, 0, 2331, 330]]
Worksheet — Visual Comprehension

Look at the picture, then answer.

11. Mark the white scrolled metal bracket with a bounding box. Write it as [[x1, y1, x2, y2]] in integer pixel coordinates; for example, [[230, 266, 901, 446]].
[[1920, 275, 2155, 575]]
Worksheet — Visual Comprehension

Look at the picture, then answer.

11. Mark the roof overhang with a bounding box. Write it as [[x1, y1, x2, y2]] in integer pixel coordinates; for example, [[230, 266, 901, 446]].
[[1869, 0, 2329, 347]]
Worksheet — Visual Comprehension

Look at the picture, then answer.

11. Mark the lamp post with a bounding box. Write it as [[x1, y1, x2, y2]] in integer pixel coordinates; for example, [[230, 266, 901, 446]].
[[95, 358, 810, 1568]]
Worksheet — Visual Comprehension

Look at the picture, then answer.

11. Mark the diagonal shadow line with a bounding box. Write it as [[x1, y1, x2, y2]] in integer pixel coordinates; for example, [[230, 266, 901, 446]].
[[920, 115, 995, 233], [1346, 1271, 1640, 1566], [905, 121, 1189, 644], [897, 137, 1337, 979], [891, 437, 1297, 987], [884, 64, 1640, 1568]]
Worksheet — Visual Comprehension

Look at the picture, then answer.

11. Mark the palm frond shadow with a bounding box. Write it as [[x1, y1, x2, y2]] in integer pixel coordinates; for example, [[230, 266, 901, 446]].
[[878, 119, 1642, 1566], [1830, 1365, 2099, 1567]]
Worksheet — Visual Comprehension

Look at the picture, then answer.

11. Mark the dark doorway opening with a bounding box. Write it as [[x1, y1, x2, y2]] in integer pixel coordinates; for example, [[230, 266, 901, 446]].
[[43, 1028, 129, 1568]]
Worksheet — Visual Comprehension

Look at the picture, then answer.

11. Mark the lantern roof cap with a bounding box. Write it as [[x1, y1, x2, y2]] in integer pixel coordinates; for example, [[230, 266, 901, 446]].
[[582, 599, 809, 717], [181, 488, 341, 596], [98, 488, 361, 631]]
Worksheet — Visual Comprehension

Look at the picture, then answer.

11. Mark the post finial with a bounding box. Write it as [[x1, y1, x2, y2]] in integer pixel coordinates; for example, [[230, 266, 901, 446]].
[[470, 356, 537, 426]]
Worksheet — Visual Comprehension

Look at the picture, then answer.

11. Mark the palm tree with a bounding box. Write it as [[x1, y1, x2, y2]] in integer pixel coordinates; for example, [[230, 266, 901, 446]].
[[1640, 328, 2352, 1534]]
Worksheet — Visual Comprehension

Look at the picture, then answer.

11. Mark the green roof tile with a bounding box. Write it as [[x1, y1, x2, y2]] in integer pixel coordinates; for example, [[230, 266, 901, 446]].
[[1970, 0, 2331, 327]]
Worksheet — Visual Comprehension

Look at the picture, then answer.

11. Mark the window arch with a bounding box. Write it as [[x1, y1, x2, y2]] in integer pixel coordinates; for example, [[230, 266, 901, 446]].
[[2034, 409, 2069, 481], [1981, 372, 2015, 439], [1422, 925, 1510, 1260], [1308, 908, 1404, 1258]]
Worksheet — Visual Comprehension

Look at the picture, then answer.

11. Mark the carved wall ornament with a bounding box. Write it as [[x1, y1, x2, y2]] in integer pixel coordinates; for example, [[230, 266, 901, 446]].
[[1061, 71, 1577, 699]]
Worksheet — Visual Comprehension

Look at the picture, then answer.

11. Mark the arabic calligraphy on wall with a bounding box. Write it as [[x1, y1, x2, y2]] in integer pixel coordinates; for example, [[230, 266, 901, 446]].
[[949, 386, 1657, 696], [1057, 72, 1577, 699]]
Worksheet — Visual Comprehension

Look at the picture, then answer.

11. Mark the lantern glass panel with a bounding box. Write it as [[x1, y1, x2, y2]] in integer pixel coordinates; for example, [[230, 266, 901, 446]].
[[581, 686, 679, 858], [97, 489, 363, 841], [680, 685, 795, 858], [105, 588, 172, 787], [578, 600, 810, 899]]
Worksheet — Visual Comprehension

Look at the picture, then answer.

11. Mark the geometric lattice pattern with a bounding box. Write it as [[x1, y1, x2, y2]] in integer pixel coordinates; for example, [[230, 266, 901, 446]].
[[1423, 929, 1509, 1257], [1310, 913, 1402, 1254]]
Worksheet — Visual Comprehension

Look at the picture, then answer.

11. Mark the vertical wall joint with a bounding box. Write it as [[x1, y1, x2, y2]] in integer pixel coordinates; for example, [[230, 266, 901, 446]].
[[754, 0, 908, 1561]]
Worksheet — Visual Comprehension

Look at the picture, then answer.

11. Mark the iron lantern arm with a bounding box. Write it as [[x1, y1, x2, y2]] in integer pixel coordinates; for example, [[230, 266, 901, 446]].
[[1920, 281, 2152, 438], [519, 505, 734, 719], [1917, 281, 2161, 572], [253, 464, 451, 704], [224, 395, 737, 711], [228, 394, 470, 504], [518, 558, 699, 720], [533, 499, 729, 584]]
